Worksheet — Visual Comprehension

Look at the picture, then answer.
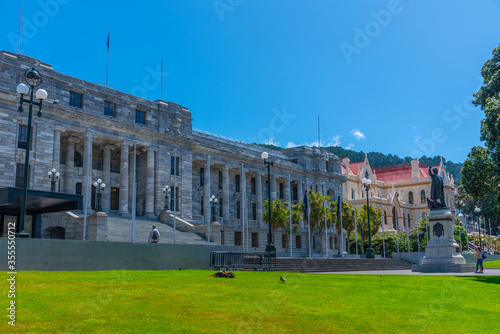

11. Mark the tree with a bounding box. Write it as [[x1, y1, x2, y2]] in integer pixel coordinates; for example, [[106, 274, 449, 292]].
[[461, 146, 495, 200], [357, 204, 382, 254], [306, 190, 334, 253], [262, 199, 288, 234], [280, 201, 302, 252]]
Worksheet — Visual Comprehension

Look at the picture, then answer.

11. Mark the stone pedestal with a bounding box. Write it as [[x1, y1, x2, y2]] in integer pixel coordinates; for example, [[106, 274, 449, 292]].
[[413, 209, 474, 273]]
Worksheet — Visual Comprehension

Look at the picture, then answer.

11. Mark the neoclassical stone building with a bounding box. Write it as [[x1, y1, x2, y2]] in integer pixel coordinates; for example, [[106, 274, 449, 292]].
[[342, 154, 456, 234], [0, 51, 346, 253]]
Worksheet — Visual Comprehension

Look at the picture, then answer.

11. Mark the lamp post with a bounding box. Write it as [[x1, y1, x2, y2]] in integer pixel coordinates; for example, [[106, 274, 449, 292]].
[[48, 168, 60, 192], [475, 207, 481, 248], [162, 186, 171, 210], [16, 66, 48, 237], [362, 177, 374, 258], [261, 152, 276, 253], [209, 195, 218, 245], [93, 179, 106, 212]]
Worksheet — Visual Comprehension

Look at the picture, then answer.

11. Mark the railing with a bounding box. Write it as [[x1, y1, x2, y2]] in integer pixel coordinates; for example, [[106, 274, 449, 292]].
[[192, 214, 204, 222], [210, 251, 276, 271]]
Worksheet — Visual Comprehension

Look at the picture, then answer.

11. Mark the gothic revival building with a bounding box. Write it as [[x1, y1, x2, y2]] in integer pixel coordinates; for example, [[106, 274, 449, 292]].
[[0, 51, 346, 253], [342, 154, 456, 234]]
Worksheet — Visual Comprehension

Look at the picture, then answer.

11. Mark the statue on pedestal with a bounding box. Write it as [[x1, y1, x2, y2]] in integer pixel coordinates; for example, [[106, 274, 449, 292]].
[[427, 166, 447, 209]]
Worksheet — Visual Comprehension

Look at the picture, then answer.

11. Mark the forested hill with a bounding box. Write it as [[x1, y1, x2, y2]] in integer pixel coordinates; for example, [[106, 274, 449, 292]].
[[323, 146, 463, 186], [253, 143, 463, 185]]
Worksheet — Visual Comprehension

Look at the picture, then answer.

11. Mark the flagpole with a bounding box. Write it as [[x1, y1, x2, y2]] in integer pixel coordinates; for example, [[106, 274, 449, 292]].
[[395, 206, 400, 254], [161, 59, 164, 100], [289, 174, 292, 258], [488, 218, 493, 253], [307, 179, 311, 258], [173, 149, 177, 244], [131, 141, 136, 242], [354, 195, 358, 257], [415, 202, 420, 253], [106, 31, 110, 86], [406, 203, 410, 253], [82, 129, 91, 241], [18, 3, 22, 54], [340, 185, 344, 258], [324, 183, 328, 258]]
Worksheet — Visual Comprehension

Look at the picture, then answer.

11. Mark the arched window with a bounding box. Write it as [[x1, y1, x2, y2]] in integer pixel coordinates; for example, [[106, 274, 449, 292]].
[[420, 190, 426, 203], [392, 207, 397, 230], [408, 191, 414, 204], [351, 189, 355, 199], [74, 151, 83, 168]]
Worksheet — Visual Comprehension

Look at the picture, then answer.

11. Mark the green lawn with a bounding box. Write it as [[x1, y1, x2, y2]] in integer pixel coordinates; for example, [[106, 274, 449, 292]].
[[2, 271, 499, 333], [484, 260, 500, 268]]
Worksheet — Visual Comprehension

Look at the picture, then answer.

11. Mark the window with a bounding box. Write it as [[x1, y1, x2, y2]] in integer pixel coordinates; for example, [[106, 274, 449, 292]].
[[135, 110, 146, 124], [200, 196, 204, 216], [251, 177, 256, 195], [69, 91, 83, 108], [292, 184, 298, 201], [91, 184, 96, 210], [420, 190, 426, 203], [252, 233, 259, 248], [200, 168, 204, 187], [352, 189, 355, 199], [75, 183, 82, 195], [104, 101, 115, 117], [252, 203, 256, 220], [292, 159, 298, 164], [74, 151, 83, 168], [329, 236, 333, 249], [296, 235, 302, 249], [313, 236, 316, 249], [171, 156, 180, 176], [15, 163, 30, 188], [409, 191, 414, 204], [236, 201, 241, 219], [218, 171, 223, 190], [279, 183, 284, 199], [110, 187, 119, 210], [235, 175, 240, 192], [220, 230, 225, 245], [17, 125, 31, 150], [219, 199, 223, 218], [170, 186, 179, 211], [282, 234, 287, 249], [234, 231, 242, 246]]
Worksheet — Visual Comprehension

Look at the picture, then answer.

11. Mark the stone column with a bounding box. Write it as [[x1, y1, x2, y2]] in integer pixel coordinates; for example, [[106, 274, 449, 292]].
[[83, 132, 93, 211], [241, 164, 246, 223], [203, 157, 211, 224], [180, 152, 193, 221], [145, 148, 155, 217], [102, 144, 114, 212], [52, 127, 63, 169], [119, 143, 129, 215], [223, 166, 229, 222], [256, 173, 263, 226], [271, 175, 277, 201], [298, 181, 304, 229], [64, 137, 78, 194]]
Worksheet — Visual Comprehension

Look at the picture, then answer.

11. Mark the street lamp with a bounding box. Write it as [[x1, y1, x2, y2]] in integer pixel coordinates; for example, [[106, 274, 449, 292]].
[[474, 206, 481, 248], [48, 168, 60, 192], [16, 66, 48, 237], [93, 179, 106, 212], [162, 186, 171, 210], [362, 177, 375, 258], [261, 151, 276, 253]]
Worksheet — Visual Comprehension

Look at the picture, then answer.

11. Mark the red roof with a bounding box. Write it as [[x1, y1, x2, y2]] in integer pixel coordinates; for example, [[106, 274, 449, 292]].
[[373, 163, 435, 182], [342, 162, 364, 175]]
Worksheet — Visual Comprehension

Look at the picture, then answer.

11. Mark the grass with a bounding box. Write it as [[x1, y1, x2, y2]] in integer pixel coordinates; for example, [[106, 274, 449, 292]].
[[2, 270, 499, 333], [483, 260, 500, 268]]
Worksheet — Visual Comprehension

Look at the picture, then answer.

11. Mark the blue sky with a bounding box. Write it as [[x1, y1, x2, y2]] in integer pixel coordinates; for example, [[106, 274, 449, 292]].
[[2, 0, 499, 163]]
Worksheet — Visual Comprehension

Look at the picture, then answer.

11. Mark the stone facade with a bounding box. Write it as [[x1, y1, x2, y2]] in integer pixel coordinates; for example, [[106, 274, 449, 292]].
[[0, 51, 346, 254]]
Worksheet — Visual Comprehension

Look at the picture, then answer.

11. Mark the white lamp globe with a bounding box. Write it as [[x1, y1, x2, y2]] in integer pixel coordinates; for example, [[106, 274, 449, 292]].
[[35, 89, 48, 100], [16, 83, 29, 95], [261, 152, 269, 160], [93, 182, 98, 187], [101, 183, 106, 188]]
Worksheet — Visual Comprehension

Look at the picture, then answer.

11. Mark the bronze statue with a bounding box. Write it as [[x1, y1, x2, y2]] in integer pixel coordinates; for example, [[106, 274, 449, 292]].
[[427, 166, 447, 209]]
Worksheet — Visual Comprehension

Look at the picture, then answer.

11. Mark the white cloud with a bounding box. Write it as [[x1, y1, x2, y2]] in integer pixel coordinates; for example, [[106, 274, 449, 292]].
[[350, 129, 366, 140], [346, 143, 354, 150], [266, 138, 281, 147], [414, 135, 422, 143], [327, 135, 341, 147], [286, 141, 298, 148]]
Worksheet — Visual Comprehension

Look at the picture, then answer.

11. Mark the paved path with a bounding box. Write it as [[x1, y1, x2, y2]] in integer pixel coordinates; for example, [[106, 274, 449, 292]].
[[317, 268, 500, 275]]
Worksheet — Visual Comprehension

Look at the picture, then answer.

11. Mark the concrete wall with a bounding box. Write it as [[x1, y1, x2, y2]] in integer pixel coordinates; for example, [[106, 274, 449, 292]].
[[1, 239, 240, 271], [393, 252, 500, 264]]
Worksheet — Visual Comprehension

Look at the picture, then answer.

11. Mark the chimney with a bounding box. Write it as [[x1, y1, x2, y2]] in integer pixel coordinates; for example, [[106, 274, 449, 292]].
[[342, 157, 350, 175], [411, 159, 419, 179]]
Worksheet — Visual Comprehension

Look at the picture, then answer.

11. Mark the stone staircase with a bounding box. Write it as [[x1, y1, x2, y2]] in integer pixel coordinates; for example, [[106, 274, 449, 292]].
[[106, 214, 209, 244], [274, 258, 414, 273]]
